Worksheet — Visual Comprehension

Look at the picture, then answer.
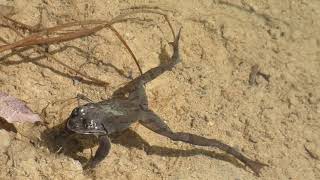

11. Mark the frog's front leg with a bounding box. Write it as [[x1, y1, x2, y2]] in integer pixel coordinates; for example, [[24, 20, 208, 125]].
[[87, 135, 111, 168]]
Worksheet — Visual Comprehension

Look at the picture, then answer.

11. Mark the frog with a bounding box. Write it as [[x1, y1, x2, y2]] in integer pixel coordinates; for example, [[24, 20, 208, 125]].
[[65, 28, 267, 176]]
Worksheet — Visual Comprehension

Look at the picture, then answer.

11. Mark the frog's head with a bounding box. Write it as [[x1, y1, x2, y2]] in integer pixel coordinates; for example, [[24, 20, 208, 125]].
[[66, 103, 107, 135]]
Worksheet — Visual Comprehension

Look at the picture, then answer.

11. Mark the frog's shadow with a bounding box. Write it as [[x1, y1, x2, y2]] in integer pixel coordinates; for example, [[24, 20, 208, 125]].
[[41, 123, 245, 170]]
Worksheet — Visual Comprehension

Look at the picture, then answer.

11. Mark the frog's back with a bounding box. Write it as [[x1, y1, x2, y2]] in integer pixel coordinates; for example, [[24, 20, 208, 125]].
[[97, 99, 141, 134]]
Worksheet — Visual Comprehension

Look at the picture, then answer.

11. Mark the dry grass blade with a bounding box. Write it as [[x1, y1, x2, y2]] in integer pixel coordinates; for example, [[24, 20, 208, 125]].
[[0, 37, 109, 86], [0, 7, 176, 80], [0, 8, 175, 52], [33, 45, 109, 86], [0, 19, 142, 75], [0, 14, 38, 32], [0, 24, 106, 52]]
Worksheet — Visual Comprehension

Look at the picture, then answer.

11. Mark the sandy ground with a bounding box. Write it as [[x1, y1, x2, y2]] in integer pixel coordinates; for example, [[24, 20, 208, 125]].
[[0, 0, 319, 179]]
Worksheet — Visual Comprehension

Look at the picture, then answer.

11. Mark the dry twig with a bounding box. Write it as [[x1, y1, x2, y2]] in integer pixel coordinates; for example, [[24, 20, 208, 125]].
[[0, 8, 176, 84]]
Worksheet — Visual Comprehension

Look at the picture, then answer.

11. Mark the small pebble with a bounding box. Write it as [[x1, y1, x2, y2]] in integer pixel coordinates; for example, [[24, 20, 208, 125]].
[[225, 130, 232, 137], [0, 130, 11, 152], [305, 142, 320, 160], [207, 121, 214, 126]]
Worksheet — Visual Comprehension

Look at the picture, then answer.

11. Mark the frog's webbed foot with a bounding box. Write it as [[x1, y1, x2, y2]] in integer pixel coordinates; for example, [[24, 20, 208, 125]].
[[84, 135, 111, 169], [139, 110, 267, 176]]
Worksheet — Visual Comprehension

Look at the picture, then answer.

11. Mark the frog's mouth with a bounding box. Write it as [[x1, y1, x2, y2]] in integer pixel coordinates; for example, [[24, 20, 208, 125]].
[[66, 117, 106, 135]]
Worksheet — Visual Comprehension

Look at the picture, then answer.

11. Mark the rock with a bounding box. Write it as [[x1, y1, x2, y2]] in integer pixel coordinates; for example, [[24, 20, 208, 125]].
[[0, 129, 11, 152], [304, 142, 320, 160], [0, 5, 15, 16]]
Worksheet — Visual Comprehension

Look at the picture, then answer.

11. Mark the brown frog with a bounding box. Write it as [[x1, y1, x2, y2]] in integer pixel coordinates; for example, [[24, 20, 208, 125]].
[[65, 28, 267, 176]]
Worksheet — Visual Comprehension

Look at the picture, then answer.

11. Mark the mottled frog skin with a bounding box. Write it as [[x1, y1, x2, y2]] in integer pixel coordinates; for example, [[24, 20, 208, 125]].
[[67, 99, 141, 135], [65, 28, 267, 176]]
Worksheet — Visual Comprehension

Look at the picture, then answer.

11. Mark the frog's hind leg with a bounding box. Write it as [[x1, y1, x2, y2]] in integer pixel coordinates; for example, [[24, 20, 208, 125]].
[[139, 110, 267, 176], [113, 28, 182, 98], [127, 81, 148, 109]]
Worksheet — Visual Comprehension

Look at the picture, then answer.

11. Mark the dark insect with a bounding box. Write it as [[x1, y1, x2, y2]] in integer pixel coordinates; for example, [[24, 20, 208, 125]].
[[65, 28, 267, 176]]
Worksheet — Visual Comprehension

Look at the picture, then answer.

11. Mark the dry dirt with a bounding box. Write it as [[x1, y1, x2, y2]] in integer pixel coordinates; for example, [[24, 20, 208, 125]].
[[0, 0, 320, 179]]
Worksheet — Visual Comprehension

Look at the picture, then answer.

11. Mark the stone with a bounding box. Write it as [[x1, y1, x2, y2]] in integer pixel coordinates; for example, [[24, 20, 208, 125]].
[[0, 129, 11, 152], [305, 142, 320, 160]]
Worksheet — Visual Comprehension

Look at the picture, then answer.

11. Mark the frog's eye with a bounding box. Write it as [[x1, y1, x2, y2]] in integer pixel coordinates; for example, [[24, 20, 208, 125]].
[[79, 108, 86, 115], [71, 107, 86, 117], [71, 107, 79, 117]]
